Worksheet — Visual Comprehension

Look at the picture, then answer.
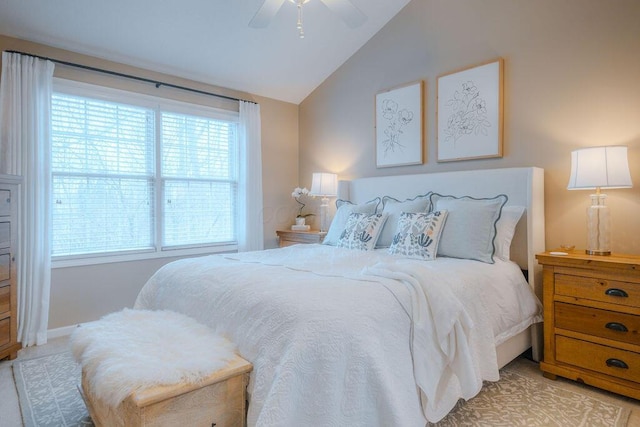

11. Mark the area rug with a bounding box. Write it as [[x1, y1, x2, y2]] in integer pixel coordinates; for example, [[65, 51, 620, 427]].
[[432, 357, 631, 427], [13, 352, 93, 427], [13, 353, 631, 427]]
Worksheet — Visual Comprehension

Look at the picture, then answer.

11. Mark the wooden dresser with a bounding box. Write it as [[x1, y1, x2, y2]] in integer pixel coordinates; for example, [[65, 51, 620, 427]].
[[536, 251, 640, 399], [0, 175, 21, 360], [276, 230, 326, 247]]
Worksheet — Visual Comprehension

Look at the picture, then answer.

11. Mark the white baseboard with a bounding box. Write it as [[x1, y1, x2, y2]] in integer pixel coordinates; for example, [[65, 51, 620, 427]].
[[47, 324, 81, 340]]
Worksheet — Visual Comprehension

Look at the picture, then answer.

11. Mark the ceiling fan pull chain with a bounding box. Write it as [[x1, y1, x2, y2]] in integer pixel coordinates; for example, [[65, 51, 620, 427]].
[[297, 3, 305, 38]]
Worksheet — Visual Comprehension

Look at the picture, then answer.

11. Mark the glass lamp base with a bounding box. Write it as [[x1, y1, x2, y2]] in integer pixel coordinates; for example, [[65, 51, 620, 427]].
[[319, 197, 329, 232], [586, 194, 611, 256], [585, 249, 611, 256]]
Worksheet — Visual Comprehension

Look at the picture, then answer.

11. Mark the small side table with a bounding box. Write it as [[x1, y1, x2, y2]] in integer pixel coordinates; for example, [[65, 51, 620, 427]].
[[276, 230, 326, 247], [536, 250, 640, 400]]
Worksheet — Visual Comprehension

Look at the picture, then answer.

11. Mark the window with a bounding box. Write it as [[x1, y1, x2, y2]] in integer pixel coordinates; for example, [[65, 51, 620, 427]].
[[161, 112, 237, 247], [51, 80, 239, 262]]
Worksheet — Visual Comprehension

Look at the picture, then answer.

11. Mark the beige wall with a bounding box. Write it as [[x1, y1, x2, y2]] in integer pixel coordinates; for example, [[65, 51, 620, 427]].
[[4, 0, 640, 331], [0, 35, 299, 329], [299, 0, 640, 254]]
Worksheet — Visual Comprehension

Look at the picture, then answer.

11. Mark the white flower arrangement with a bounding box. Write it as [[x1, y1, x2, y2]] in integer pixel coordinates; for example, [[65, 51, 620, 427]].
[[291, 187, 314, 218]]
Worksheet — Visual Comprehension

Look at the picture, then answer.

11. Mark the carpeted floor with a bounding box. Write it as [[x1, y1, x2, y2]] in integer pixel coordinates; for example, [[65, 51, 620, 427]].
[[11, 351, 635, 427]]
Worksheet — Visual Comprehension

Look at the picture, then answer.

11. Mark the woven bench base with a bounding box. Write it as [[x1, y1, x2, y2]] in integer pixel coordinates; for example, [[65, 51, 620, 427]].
[[81, 354, 252, 427]]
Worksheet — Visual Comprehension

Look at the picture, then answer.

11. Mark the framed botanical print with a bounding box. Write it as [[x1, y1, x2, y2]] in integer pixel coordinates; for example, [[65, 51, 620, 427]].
[[436, 58, 503, 162], [375, 80, 424, 168]]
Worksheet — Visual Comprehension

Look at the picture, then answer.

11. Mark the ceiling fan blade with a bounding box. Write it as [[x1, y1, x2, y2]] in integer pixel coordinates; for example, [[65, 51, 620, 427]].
[[321, 0, 367, 28], [249, 0, 287, 28]]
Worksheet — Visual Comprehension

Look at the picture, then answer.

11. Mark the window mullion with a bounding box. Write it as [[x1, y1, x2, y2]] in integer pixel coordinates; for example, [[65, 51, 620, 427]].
[[155, 107, 163, 253]]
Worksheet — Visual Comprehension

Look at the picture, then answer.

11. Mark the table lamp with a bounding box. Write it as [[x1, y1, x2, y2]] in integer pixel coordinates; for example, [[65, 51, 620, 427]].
[[310, 172, 338, 232], [567, 145, 633, 255]]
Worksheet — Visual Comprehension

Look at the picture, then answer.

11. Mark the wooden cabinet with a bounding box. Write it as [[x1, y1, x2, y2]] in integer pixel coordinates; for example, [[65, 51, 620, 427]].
[[536, 251, 640, 399], [0, 175, 21, 360], [276, 230, 326, 247]]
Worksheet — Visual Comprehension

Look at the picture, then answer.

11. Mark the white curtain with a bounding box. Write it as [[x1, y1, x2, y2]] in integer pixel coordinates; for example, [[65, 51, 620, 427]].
[[0, 52, 54, 346], [237, 101, 264, 252]]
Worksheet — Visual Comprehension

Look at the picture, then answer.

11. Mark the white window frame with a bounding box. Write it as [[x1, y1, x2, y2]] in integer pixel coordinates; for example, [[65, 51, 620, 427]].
[[51, 78, 239, 268]]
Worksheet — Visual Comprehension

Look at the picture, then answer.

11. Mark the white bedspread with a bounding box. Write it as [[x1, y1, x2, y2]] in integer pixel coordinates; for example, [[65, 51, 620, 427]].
[[134, 244, 541, 426]]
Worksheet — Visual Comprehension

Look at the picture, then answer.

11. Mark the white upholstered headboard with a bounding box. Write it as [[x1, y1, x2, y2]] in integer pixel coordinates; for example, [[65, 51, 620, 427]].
[[337, 167, 545, 299]]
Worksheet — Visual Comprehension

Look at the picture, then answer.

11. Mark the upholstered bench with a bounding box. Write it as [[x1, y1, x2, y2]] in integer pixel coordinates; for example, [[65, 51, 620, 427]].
[[71, 309, 252, 427]]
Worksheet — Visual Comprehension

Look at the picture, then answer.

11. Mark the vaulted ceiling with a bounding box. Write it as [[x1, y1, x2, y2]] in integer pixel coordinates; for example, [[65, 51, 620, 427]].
[[0, 0, 411, 104]]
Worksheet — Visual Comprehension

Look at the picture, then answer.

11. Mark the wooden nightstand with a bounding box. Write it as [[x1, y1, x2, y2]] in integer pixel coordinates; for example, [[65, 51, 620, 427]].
[[536, 251, 640, 399], [276, 230, 326, 248]]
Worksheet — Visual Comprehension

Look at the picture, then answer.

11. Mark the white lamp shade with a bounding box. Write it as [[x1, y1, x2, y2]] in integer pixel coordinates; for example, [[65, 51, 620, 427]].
[[567, 146, 633, 190], [310, 172, 338, 197]]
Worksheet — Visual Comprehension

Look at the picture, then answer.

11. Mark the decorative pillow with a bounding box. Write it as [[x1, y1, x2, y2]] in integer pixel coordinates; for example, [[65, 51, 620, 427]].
[[376, 194, 431, 248], [430, 193, 508, 264], [337, 212, 388, 251], [388, 210, 448, 261], [495, 206, 525, 261], [323, 198, 380, 246]]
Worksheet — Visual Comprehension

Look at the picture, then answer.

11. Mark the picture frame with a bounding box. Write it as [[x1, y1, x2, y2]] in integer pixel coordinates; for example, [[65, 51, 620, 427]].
[[375, 80, 424, 168], [436, 58, 503, 162]]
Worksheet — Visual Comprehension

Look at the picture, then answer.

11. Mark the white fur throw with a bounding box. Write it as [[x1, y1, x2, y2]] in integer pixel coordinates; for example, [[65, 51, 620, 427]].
[[70, 309, 236, 407]]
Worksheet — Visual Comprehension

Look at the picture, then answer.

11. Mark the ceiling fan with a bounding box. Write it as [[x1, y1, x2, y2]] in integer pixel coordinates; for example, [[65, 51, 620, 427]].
[[249, 0, 367, 38]]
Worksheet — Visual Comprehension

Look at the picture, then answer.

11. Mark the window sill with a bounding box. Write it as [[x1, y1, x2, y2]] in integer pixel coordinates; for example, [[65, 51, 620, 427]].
[[51, 244, 238, 269]]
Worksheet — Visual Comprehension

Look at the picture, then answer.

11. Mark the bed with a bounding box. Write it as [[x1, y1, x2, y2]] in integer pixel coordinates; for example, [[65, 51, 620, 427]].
[[134, 166, 545, 426]]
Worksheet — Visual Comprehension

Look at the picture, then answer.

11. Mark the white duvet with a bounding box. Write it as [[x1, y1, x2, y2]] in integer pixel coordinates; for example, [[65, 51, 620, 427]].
[[134, 244, 541, 426]]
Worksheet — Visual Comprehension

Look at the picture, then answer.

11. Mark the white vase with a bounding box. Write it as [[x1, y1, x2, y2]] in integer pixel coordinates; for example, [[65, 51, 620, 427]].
[[295, 217, 305, 226]]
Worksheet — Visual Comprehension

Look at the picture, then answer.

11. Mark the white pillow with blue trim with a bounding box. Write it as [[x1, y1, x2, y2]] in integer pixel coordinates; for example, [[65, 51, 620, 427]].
[[431, 193, 508, 264]]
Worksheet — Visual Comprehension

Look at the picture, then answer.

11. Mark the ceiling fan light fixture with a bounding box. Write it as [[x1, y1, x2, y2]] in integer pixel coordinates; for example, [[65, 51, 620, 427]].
[[296, 5, 303, 29], [290, 0, 309, 38]]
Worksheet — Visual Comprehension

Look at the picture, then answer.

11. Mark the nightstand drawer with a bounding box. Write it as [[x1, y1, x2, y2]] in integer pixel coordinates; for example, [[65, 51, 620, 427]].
[[0, 253, 9, 282], [555, 302, 640, 345], [276, 230, 325, 248], [0, 317, 10, 347], [0, 285, 9, 316], [0, 221, 9, 249], [556, 273, 640, 308], [556, 335, 640, 383], [0, 190, 10, 217]]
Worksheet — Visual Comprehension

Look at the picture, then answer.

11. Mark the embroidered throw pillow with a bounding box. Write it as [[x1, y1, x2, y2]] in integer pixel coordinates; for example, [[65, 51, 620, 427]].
[[388, 211, 448, 260], [337, 212, 388, 251], [376, 193, 431, 248]]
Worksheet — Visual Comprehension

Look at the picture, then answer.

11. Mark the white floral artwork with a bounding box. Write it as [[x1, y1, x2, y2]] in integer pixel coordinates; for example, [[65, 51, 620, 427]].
[[437, 59, 503, 162], [443, 81, 489, 144], [375, 81, 424, 167]]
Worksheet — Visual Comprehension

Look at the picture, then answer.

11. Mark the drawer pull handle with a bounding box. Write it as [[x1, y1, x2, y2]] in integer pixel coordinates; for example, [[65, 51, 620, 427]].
[[605, 288, 628, 298], [605, 322, 628, 332], [605, 358, 629, 369]]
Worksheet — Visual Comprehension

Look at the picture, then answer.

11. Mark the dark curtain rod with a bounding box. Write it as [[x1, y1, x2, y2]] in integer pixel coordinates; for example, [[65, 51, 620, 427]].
[[4, 50, 256, 104]]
